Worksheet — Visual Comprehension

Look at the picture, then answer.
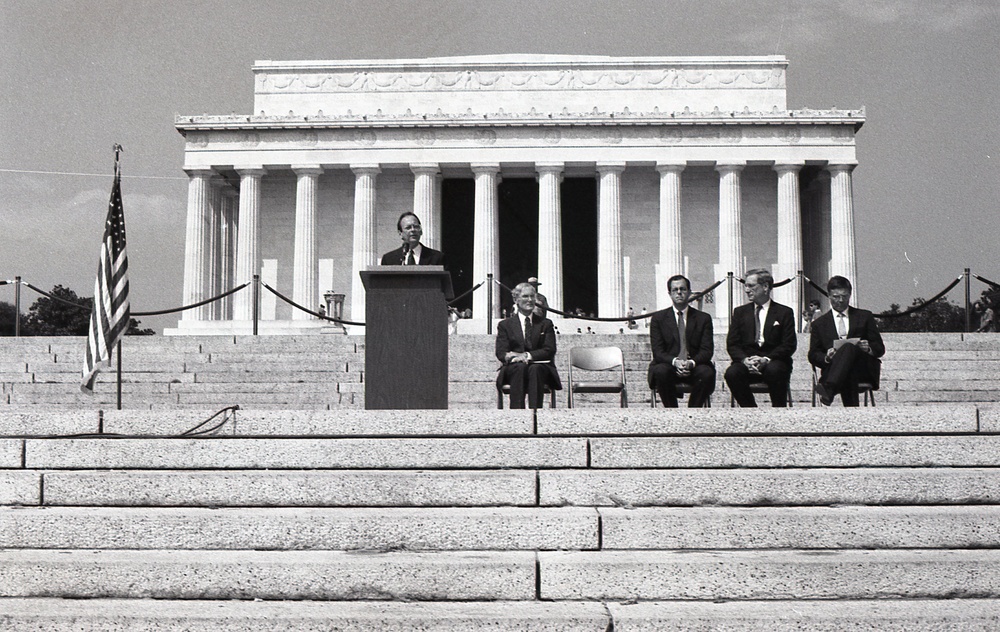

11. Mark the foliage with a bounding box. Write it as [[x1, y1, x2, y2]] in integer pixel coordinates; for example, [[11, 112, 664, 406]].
[[24, 285, 92, 335], [876, 297, 967, 333], [16, 285, 154, 336], [0, 301, 27, 336]]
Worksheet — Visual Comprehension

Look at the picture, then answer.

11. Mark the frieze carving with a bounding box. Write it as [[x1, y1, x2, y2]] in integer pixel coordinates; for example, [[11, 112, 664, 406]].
[[257, 66, 785, 94], [412, 129, 436, 146], [239, 132, 260, 147], [351, 129, 377, 146], [542, 128, 561, 145], [473, 129, 497, 145]]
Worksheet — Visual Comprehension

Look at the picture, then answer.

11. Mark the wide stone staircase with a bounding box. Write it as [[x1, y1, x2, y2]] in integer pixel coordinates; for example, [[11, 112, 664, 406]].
[[2, 405, 1000, 629], [1, 333, 1000, 628], [2, 332, 1000, 409]]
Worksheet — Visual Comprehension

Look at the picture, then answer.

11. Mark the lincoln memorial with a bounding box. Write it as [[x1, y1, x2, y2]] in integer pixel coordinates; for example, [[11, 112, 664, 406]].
[[165, 54, 863, 335]]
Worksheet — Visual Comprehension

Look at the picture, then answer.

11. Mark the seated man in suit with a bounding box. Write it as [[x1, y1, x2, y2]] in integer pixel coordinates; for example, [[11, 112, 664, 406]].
[[647, 274, 715, 407], [379, 212, 446, 266], [496, 282, 562, 408], [809, 275, 885, 406], [724, 268, 797, 407]]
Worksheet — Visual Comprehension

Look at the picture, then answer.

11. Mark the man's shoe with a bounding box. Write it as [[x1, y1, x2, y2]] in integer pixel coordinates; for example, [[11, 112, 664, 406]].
[[814, 382, 834, 406]]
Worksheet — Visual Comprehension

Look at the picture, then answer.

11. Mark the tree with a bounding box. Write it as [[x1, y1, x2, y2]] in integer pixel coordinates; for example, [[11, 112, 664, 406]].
[[24, 285, 92, 335], [22, 285, 154, 336], [876, 297, 966, 333], [0, 301, 27, 336]]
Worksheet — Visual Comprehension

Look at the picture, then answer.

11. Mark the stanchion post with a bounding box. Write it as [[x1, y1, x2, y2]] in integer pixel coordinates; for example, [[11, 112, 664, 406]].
[[14, 276, 21, 338], [116, 339, 122, 411], [487, 274, 494, 335], [727, 271, 734, 323], [965, 267, 972, 333], [252, 274, 260, 336]]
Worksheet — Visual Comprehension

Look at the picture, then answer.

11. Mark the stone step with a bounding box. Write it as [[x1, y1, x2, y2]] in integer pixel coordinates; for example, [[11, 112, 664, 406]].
[[17, 435, 1000, 470], [189, 370, 360, 383], [535, 405, 978, 434], [885, 391, 999, 403], [14, 466, 1000, 508], [599, 505, 1000, 549], [0, 599, 613, 631], [34, 470, 537, 507], [188, 360, 354, 372], [24, 437, 586, 469], [0, 549, 536, 601], [539, 549, 1000, 600], [0, 506, 597, 551], [539, 467, 1000, 507], [2, 598, 998, 631], [607, 599, 1000, 631], [100, 409, 533, 436], [169, 382, 354, 393], [891, 379, 1000, 390]]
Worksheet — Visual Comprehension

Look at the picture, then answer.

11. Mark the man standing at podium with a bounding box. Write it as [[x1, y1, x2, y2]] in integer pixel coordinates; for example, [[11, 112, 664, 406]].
[[379, 212, 446, 266], [496, 282, 562, 408]]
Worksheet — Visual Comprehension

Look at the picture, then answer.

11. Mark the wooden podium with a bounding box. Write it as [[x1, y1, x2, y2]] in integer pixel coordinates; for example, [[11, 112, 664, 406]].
[[360, 266, 454, 409]]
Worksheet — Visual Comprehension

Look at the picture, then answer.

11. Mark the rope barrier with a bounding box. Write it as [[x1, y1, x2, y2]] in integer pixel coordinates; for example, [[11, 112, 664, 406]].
[[494, 277, 725, 323], [448, 280, 484, 306], [132, 283, 251, 317], [735, 276, 794, 288], [973, 274, 1000, 290], [804, 276, 829, 297], [23, 283, 91, 311], [874, 276, 964, 319], [260, 281, 367, 327]]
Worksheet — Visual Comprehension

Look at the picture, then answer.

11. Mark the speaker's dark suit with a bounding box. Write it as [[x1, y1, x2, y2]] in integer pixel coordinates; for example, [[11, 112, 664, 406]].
[[379, 244, 446, 267], [495, 312, 562, 409], [725, 300, 797, 407], [808, 307, 885, 406], [647, 307, 716, 407]]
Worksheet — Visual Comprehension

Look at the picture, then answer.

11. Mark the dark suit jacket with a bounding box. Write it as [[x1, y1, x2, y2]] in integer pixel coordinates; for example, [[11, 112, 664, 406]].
[[495, 312, 562, 390], [379, 244, 446, 267], [727, 301, 797, 365], [808, 307, 885, 388], [649, 307, 714, 368]]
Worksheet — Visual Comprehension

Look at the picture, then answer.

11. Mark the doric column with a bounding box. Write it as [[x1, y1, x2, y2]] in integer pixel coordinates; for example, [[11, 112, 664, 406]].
[[233, 167, 265, 321], [472, 164, 501, 319], [656, 162, 685, 310], [411, 163, 440, 249], [350, 164, 380, 323], [773, 163, 804, 323], [828, 163, 859, 302], [597, 162, 626, 317], [715, 162, 745, 323], [536, 163, 564, 318], [219, 188, 238, 320], [207, 178, 225, 320], [292, 166, 323, 321], [181, 168, 214, 321]]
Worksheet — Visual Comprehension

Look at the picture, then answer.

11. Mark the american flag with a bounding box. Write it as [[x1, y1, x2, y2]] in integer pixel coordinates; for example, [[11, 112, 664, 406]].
[[82, 151, 130, 392]]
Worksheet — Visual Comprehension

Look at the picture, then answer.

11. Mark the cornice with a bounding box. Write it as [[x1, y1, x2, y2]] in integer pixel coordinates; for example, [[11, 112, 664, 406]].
[[176, 107, 866, 134]]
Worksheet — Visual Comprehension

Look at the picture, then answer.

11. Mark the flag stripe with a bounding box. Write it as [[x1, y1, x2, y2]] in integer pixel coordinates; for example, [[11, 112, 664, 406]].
[[82, 170, 130, 393]]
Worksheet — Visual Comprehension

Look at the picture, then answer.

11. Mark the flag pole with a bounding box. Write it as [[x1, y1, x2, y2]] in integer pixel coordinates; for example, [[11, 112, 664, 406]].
[[117, 340, 122, 410]]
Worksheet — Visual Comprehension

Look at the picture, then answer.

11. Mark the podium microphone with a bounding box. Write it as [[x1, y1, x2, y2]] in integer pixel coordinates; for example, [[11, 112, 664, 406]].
[[401, 243, 410, 265]]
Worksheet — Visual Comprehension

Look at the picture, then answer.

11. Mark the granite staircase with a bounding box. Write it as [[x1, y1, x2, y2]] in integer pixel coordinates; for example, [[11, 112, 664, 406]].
[[1, 332, 1000, 409], [1, 405, 1000, 629]]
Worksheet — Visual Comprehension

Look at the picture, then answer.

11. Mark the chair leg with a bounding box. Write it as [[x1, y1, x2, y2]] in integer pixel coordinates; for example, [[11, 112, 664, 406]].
[[497, 390, 503, 410], [650, 389, 657, 408], [549, 389, 557, 409], [621, 390, 627, 408]]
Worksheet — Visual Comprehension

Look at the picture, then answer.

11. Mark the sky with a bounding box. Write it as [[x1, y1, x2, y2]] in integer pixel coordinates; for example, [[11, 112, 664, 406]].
[[1, 0, 998, 333]]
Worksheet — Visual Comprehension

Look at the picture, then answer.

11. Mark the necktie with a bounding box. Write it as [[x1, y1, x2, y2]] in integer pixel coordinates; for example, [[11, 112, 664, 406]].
[[405, 249, 415, 265], [523, 316, 532, 350], [754, 305, 762, 345], [837, 312, 848, 338], [677, 310, 688, 361]]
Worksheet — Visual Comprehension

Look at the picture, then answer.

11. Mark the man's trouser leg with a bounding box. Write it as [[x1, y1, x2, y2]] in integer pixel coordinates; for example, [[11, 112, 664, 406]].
[[503, 363, 527, 408], [725, 362, 758, 407], [649, 363, 680, 407]]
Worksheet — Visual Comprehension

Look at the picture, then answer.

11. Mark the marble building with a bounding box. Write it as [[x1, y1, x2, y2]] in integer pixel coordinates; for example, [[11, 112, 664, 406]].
[[166, 54, 863, 335]]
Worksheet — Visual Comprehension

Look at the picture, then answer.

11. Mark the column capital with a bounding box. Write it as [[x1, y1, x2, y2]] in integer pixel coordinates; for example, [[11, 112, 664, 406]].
[[536, 162, 565, 174], [773, 162, 805, 173], [596, 162, 627, 174], [826, 162, 858, 174], [655, 162, 686, 174], [235, 166, 266, 177], [410, 163, 440, 175], [471, 163, 501, 175], [292, 165, 324, 176], [350, 164, 381, 176], [183, 167, 216, 178], [714, 162, 745, 173]]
